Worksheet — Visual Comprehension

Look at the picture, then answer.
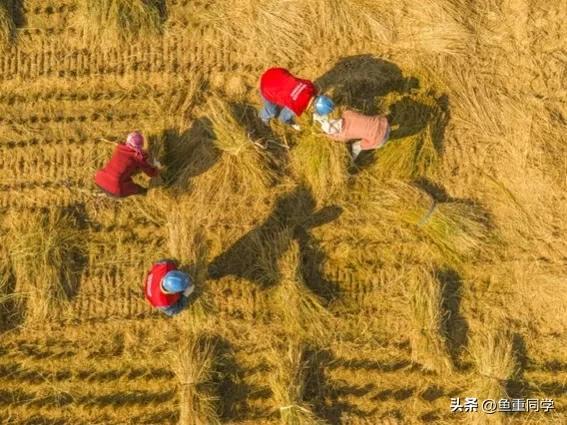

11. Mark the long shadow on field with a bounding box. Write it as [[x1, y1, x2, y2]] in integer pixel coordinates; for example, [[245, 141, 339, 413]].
[[436, 268, 469, 368], [213, 336, 272, 421], [315, 55, 449, 171], [207, 186, 342, 302], [0, 261, 22, 333], [315, 55, 419, 115], [388, 94, 449, 144], [61, 204, 89, 301], [149, 0, 168, 28], [304, 349, 373, 424], [2, 0, 26, 41], [507, 333, 529, 399], [157, 118, 221, 191]]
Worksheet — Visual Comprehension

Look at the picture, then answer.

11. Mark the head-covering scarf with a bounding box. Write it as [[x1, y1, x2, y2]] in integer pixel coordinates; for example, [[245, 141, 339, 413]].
[[125, 131, 145, 160]]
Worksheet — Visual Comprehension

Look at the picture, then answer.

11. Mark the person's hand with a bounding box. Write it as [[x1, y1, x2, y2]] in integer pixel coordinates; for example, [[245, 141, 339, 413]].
[[313, 113, 327, 123], [152, 159, 163, 168], [351, 141, 362, 160], [183, 285, 195, 297]]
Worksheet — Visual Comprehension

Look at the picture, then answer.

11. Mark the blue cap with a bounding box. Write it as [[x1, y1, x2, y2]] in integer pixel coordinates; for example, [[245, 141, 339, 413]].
[[162, 270, 191, 293], [314, 95, 335, 116]]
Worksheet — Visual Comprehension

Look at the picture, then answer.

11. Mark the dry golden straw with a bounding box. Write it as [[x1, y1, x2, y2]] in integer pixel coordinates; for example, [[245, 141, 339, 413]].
[[468, 330, 517, 425], [268, 342, 326, 425], [272, 238, 333, 342], [75, 0, 163, 47], [187, 98, 276, 206], [290, 123, 349, 205], [404, 266, 453, 373], [0, 0, 15, 50], [170, 333, 221, 425], [5, 209, 86, 322]]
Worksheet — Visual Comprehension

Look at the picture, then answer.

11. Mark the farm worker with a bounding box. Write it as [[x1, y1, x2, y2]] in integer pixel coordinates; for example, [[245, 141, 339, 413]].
[[314, 111, 391, 160], [94, 131, 160, 198], [258, 67, 335, 131], [143, 260, 195, 317]]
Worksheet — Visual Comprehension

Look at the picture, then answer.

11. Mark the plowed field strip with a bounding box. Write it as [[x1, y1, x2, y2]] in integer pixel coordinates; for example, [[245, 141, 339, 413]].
[[0, 33, 235, 80], [0, 180, 99, 208], [0, 87, 170, 106], [0, 364, 173, 384], [0, 145, 103, 184], [0, 111, 142, 126]]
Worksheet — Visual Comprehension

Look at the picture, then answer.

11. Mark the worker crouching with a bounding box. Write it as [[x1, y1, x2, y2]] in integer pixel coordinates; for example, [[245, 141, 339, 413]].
[[94, 131, 160, 198], [258, 67, 334, 131], [315, 110, 391, 160], [144, 260, 195, 317]]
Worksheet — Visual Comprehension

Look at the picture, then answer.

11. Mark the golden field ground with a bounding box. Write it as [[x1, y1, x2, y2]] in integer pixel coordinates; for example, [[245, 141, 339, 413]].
[[0, 0, 566, 424]]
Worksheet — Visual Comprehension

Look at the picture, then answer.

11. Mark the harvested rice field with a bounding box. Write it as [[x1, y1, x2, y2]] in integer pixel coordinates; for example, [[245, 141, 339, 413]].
[[0, 1, 565, 424]]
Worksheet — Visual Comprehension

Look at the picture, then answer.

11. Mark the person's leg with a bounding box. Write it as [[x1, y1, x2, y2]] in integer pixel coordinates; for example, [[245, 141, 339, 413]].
[[122, 182, 148, 198], [132, 186, 148, 197], [94, 183, 121, 199], [278, 107, 297, 125], [160, 295, 190, 317], [258, 94, 279, 124]]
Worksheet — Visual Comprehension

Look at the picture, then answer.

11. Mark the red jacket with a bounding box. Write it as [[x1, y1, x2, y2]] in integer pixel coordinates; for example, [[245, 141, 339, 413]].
[[144, 261, 182, 308], [260, 68, 317, 116], [94, 144, 158, 197]]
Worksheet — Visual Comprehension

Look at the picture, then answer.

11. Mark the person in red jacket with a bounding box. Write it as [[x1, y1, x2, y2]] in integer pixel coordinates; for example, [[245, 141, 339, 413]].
[[315, 110, 391, 160], [144, 260, 195, 317], [94, 131, 160, 198], [258, 67, 335, 130]]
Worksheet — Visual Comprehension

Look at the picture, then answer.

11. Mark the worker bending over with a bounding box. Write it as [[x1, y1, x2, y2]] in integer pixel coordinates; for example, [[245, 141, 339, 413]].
[[144, 260, 195, 317], [258, 67, 334, 131]]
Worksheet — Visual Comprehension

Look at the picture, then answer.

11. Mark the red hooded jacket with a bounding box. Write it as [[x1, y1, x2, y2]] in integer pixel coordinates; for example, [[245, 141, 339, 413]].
[[94, 144, 158, 197], [260, 68, 317, 116], [144, 261, 182, 308]]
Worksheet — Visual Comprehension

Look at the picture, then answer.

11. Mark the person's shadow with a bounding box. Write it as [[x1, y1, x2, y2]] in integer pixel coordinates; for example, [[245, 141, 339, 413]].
[[153, 118, 221, 191], [315, 54, 419, 115], [0, 262, 20, 333], [314, 55, 449, 168], [207, 185, 342, 302]]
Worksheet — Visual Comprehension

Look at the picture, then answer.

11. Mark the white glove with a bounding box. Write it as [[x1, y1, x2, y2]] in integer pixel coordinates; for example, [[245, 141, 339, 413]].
[[322, 118, 343, 135], [153, 159, 162, 168], [183, 284, 194, 297], [351, 141, 362, 160]]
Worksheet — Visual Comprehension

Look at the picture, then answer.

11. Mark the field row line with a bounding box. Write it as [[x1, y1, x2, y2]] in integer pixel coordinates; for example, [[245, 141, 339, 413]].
[[0, 88, 170, 106], [0, 34, 234, 80], [0, 363, 174, 384], [17, 19, 206, 37], [0, 179, 118, 207], [0, 136, 109, 149], [0, 112, 140, 126], [19, 3, 75, 16], [0, 385, 176, 408], [0, 177, 89, 191], [20, 0, 194, 18]]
